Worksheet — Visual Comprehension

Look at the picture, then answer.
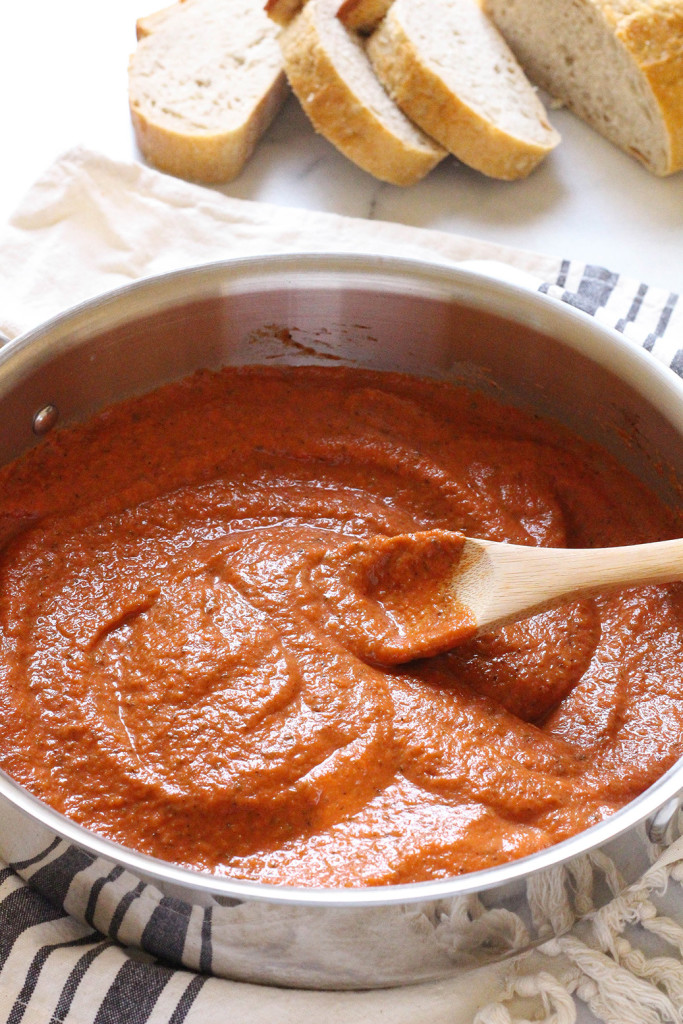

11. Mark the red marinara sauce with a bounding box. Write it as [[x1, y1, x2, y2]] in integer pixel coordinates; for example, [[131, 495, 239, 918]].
[[0, 365, 681, 887]]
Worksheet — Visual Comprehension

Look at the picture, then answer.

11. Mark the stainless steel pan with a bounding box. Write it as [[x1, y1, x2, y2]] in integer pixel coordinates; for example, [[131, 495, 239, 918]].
[[1, 253, 682, 990]]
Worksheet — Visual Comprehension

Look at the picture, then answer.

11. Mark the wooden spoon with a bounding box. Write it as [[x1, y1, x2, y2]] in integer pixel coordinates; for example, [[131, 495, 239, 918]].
[[315, 529, 683, 666]]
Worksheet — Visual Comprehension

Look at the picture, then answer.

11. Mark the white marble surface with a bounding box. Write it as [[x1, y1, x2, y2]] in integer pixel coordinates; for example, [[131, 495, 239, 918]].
[[1, 0, 682, 296]]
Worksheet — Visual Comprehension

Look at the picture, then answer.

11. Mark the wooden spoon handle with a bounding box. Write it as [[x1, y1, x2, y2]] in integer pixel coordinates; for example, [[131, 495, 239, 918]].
[[463, 536, 683, 632]]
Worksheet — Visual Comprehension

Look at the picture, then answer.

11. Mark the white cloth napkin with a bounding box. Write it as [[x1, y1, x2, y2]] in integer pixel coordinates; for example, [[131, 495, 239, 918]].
[[0, 147, 682, 1024]]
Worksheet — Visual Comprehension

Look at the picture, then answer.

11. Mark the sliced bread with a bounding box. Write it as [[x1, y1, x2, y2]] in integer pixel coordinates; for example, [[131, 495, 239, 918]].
[[483, 0, 683, 176], [128, 0, 288, 183], [273, 0, 446, 186], [365, 0, 560, 180], [336, 0, 393, 33]]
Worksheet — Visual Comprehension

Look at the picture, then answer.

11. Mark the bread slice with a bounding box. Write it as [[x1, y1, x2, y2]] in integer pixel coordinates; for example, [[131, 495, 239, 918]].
[[274, 0, 446, 186], [365, 0, 560, 180], [128, 0, 288, 183], [336, 0, 393, 33], [483, 0, 683, 176]]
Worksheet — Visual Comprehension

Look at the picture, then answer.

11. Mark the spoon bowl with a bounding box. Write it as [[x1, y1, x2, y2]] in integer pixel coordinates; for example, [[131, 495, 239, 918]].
[[317, 529, 683, 665]]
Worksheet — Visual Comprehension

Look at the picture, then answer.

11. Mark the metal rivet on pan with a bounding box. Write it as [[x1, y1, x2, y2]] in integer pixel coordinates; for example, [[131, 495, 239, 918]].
[[32, 404, 59, 436]]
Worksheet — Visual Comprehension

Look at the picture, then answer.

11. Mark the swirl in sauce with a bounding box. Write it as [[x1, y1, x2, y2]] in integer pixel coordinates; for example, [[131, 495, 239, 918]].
[[0, 365, 681, 886]]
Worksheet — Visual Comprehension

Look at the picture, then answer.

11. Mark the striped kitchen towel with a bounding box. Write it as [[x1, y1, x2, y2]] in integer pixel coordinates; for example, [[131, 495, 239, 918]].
[[539, 260, 681, 367]]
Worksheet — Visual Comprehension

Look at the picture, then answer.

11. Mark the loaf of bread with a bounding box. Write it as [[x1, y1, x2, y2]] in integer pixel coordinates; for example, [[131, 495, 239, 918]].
[[483, 0, 683, 176], [272, 0, 446, 186], [129, 0, 288, 183], [365, 0, 561, 180]]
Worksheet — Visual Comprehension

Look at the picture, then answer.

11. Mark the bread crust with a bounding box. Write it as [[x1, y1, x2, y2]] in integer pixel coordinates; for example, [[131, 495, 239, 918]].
[[366, 1, 560, 180], [264, 0, 307, 27], [336, 0, 393, 33], [279, 1, 445, 185], [129, 0, 288, 184]]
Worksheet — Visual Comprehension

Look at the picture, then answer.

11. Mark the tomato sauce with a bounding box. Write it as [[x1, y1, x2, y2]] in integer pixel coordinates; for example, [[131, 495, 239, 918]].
[[0, 364, 681, 887]]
